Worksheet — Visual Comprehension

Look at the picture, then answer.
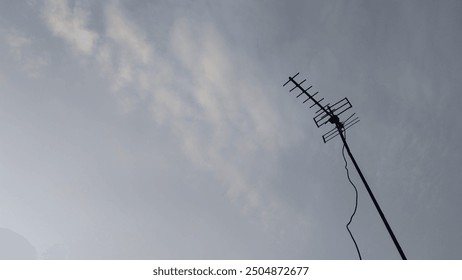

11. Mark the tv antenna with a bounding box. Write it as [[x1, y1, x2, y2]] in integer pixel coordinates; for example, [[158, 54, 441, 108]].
[[283, 72, 407, 260]]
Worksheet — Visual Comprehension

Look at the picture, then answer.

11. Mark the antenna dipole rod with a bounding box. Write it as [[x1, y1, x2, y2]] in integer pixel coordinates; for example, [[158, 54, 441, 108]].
[[288, 77, 333, 118], [335, 123, 407, 260]]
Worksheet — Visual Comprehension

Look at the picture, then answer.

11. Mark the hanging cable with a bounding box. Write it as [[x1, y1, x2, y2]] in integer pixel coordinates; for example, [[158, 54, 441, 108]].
[[341, 128, 362, 260]]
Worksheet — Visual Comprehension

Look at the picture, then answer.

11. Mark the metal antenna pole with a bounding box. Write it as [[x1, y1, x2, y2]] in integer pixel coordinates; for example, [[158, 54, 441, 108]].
[[334, 122, 407, 260], [283, 73, 407, 260]]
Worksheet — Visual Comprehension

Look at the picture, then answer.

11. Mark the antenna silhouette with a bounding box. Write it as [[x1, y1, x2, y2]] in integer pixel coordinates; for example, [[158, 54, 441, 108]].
[[283, 72, 407, 260]]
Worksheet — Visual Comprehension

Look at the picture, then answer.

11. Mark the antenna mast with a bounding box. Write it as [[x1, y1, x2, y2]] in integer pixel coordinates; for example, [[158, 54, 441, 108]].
[[283, 72, 407, 260]]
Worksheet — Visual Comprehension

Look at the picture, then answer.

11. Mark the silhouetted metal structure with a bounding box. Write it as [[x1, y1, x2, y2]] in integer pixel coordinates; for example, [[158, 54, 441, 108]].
[[283, 72, 407, 260]]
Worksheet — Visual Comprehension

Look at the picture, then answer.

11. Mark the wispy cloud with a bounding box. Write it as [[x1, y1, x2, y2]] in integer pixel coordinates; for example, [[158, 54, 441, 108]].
[[105, 3, 152, 65], [42, 0, 98, 55], [97, 1, 155, 94], [1, 28, 48, 77], [157, 18, 282, 213], [40, 0, 299, 228]]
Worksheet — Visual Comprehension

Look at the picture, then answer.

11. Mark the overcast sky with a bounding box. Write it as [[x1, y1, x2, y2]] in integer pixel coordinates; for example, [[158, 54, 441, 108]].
[[1, 0, 461, 260]]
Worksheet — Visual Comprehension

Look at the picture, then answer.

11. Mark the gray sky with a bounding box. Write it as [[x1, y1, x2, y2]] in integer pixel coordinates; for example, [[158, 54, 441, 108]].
[[0, 0, 461, 259]]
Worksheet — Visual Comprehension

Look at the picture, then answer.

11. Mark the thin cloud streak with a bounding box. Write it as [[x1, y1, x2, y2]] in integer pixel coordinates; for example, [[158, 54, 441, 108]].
[[42, 0, 98, 55], [40, 0, 301, 230]]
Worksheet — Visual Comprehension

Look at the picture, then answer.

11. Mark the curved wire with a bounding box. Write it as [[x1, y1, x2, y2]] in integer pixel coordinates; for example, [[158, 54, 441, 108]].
[[341, 128, 362, 260]]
